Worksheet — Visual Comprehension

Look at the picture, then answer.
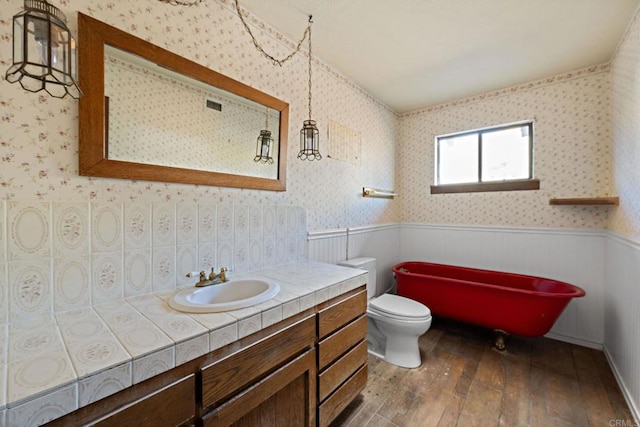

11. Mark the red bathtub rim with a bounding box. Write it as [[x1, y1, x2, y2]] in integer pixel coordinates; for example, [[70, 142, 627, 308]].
[[393, 261, 586, 298]]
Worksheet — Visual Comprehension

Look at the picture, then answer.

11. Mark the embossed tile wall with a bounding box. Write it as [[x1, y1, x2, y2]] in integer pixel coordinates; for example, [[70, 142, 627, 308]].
[[0, 201, 307, 323]]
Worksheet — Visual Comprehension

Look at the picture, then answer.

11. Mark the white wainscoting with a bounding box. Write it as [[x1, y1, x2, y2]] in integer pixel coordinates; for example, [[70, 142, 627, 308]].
[[307, 224, 400, 295], [399, 223, 606, 348], [604, 232, 640, 422], [307, 228, 347, 264], [308, 223, 606, 346], [347, 224, 401, 294]]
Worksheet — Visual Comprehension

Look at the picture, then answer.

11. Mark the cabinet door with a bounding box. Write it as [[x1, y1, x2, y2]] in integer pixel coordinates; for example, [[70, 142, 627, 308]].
[[202, 349, 317, 427]]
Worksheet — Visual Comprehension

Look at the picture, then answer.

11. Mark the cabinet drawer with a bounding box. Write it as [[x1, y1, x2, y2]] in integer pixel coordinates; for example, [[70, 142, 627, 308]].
[[318, 290, 366, 339], [201, 315, 315, 410], [318, 340, 367, 402], [318, 364, 367, 427], [94, 374, 195, 427], [318, 315, 367, 370]]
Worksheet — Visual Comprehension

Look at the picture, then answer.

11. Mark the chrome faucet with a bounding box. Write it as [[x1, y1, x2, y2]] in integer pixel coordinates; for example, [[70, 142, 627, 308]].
[[186, 267, 228, 287]]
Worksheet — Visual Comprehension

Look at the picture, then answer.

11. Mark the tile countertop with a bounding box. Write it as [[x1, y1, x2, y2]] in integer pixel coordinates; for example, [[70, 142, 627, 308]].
[[0, 260, 367, 425]]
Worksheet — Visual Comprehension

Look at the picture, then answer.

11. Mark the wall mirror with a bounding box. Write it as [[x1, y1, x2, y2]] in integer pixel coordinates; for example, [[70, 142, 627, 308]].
[[78, 13, 288, 191]]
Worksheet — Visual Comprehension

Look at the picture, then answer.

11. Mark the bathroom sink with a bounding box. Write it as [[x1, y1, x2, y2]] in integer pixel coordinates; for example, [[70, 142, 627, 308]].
[[169, 278, 280, 313]]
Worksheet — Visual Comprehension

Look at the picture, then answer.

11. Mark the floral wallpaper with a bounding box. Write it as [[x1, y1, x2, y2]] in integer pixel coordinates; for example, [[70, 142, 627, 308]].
[[0, 0, 399, 231], [1, 0, 637, 255], [398, 65, 614, 229], [610, 7, 640, 240]]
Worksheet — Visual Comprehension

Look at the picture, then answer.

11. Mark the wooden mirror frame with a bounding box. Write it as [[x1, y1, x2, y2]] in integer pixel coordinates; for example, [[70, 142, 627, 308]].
[[78, 13, 288, 191]]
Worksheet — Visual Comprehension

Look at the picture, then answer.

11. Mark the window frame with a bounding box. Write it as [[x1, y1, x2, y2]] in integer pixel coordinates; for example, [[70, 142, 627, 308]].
[[431, 121, 539, 194]]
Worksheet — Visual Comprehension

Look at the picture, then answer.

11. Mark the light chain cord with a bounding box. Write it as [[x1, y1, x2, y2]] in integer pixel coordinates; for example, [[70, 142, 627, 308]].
[[158, 0, 314, 118], [157, 0, 312, 69], [307, 19, 313, 120], [158, 0, 203, 6], [234, 0, 312, 67]]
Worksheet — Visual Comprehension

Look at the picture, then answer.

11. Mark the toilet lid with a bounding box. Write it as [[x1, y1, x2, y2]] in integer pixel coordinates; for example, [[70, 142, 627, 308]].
[[369, 294, 431, 320]]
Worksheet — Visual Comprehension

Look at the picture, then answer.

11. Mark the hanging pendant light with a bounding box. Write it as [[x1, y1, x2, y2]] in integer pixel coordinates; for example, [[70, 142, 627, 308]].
[[231, 1, 320, 160], [5, 0, 81, 99], [255, 107, 274, 164], [298, 16, 321, 161]]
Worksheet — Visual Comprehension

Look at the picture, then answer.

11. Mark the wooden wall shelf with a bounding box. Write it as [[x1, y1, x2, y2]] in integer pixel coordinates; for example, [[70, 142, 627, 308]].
[[549, 197, 619, 206]]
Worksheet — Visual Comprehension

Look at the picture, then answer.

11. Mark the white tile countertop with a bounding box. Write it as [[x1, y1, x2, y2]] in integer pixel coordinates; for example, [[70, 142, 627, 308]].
[[0, 260, 367, 426]]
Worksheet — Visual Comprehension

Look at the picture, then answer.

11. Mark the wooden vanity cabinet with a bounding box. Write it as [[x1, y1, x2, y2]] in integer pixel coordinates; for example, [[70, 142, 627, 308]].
[[45, 286, 368, 427], [316, 289, 368, 427]]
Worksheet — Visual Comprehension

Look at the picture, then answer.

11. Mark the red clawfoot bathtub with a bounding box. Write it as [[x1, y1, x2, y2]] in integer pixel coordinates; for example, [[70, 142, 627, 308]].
[[393, 262, 585, 348]]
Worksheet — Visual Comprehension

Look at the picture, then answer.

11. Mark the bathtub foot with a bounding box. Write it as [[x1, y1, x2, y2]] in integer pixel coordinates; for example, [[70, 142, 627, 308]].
[[494, 330, 508, 351]]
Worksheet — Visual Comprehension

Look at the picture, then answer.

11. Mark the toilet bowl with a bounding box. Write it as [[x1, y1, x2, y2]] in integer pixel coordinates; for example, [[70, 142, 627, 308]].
[[338, 258, 432, 369]]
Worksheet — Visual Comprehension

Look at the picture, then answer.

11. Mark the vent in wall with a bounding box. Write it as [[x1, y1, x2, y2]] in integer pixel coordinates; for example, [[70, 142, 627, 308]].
[[205, 98, 222, 111]]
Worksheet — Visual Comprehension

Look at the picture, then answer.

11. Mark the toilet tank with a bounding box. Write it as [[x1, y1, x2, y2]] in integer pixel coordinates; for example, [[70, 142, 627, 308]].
[[338, 257, 377, 299]]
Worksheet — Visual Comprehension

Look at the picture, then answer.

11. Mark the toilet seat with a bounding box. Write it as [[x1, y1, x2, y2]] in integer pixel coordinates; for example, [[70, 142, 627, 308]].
[[369, 294, 431, 322]]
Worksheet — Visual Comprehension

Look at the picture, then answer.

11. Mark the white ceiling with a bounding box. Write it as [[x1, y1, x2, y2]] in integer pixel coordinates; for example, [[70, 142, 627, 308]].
[[237, 0, 639, 113]]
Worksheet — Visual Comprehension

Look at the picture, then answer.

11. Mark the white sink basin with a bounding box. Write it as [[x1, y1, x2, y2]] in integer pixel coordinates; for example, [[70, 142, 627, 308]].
[[168, 278, 280, 313]]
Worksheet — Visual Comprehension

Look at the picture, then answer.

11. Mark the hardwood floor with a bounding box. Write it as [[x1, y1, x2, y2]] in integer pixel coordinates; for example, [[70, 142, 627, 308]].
[[332, 318, 635, 427]]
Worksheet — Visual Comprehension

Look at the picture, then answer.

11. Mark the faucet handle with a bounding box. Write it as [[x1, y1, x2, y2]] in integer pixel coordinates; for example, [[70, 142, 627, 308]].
[[189, 270, 215, 287], [218, 267, 228, 282], [186, 271, 205, 278], [208, 267, 227, 280]]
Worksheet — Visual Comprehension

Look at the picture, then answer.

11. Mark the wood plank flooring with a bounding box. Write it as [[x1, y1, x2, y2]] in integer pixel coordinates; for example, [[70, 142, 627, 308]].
[[331, 318, 635, 427]]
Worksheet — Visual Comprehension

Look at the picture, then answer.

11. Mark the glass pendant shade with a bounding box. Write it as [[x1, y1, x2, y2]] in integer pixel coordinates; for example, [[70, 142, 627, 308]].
[[254, 130, 274, 164], [5, 0, 81, 99], [298, 119, 321, 161]]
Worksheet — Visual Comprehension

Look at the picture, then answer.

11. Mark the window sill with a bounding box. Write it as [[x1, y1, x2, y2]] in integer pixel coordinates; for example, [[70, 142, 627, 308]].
[[430, 179, 540, 194]]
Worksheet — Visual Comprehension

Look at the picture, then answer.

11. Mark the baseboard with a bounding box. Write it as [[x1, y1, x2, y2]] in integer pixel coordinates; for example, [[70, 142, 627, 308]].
[[544, 332, 603, 350], [545, 332, 604, 350], [604, 347, 640, 425]]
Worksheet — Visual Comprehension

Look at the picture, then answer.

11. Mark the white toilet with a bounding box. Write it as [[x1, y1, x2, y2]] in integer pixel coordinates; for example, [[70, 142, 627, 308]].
[[338, 258, 432, 368]]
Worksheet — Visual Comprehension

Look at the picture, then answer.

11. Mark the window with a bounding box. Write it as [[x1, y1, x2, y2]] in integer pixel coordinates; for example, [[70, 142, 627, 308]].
[[431, 121, 539, 194]]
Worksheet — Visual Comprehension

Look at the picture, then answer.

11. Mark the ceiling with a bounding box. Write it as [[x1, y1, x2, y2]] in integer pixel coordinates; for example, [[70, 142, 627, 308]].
[[237, 0, 640, 113]]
